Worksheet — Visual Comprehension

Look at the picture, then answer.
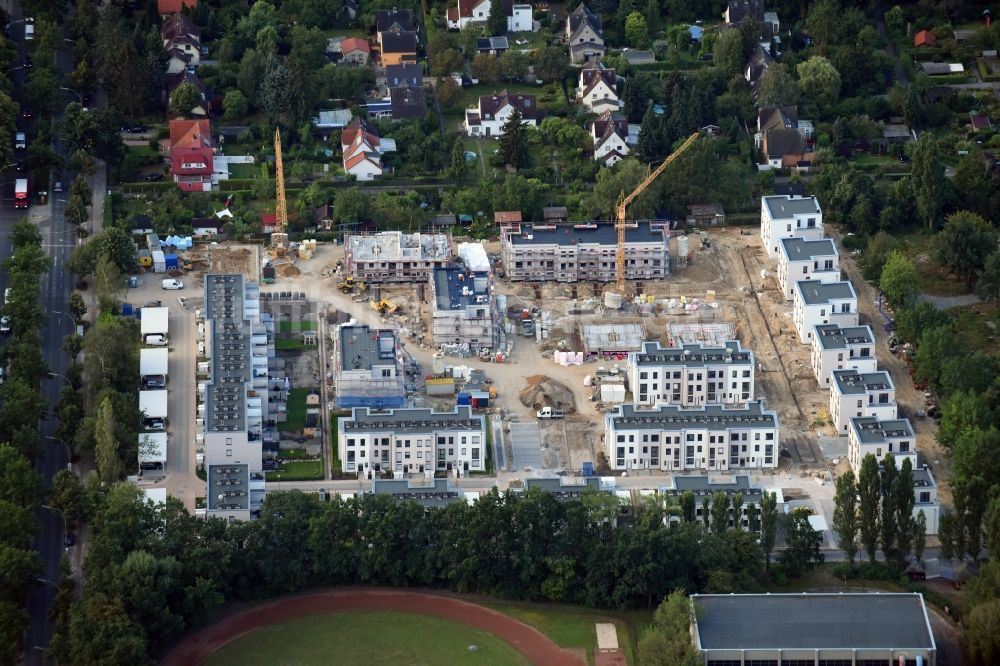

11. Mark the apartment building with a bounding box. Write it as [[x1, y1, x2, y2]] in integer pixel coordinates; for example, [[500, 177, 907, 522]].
[[333, 323, 405, 408], [500, 223, 669, 282], [830, 369, 896, 434], [626, 341, 754, 407], [776, 237, 839, 300], [339, 406, 487, 477], [811, 323, 876, 387], [848, 415, 916, 473], [913, 467, 941, 535], [604, 401, 779, 472], [198, 273, 271, 520], [656, 475, 783, 531], [792, 280, 858, 344], [345, 232, 451, 284], [429, 266, 497, 353], [760, 195, 823, 258]]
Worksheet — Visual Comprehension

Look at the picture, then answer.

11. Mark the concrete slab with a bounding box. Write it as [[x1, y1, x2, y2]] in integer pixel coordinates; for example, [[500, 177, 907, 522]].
[[595, 623, 619, 651], [508, 422, 543, 470]]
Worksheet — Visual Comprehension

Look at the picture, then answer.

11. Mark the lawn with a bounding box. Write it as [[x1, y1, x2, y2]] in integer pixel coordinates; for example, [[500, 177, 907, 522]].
[[274, 338, 307, 350], [265, 460, 324, 481], [277, 319, 318, 333], [948, 302, 996, 352], [445, 82, 567, 117], [283, 387, 313, 432], [205, 611, 531, 666], [226, 162, 259, 179]]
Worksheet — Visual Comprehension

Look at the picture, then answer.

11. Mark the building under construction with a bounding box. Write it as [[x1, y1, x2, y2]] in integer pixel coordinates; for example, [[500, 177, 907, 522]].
[[500, 222, 670, 282], [332, 322, 406, 408], [430, 266, 498, 354], [345, 232, 452, 283]]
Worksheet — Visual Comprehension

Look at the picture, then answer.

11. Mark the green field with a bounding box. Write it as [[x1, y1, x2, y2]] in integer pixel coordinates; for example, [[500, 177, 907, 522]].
[[265, 459, 323, 481], [204, 611, 532, 666], [283, 388, 314, 431]]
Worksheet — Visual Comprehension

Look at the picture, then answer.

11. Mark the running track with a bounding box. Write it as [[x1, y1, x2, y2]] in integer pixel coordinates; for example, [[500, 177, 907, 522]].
[[160, 589, 586, 666]]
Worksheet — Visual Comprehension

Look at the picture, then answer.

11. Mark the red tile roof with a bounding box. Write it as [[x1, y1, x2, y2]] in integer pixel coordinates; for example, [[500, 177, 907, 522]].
[[341, 37, 370, 54], [914, 30, 936, 47], [169, 119, 212, 150], [158, 0, 197, 14], [494, 211, 522, 223], [262, 212, 298, 226]]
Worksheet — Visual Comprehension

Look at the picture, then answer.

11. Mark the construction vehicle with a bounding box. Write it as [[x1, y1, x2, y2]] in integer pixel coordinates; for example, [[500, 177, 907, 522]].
[[614, 131, 701, 296], [337, 277, 366, 293], [370, 298, 397, 315], [270, 128, 289, 255]]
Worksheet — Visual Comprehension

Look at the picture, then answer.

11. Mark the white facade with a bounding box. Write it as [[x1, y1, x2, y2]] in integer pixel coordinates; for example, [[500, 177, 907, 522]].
[[848, 416, 916, 474], [605, 401, 779, 472], [811, 324, 877, 387], [760, 195, 823, 258], [627, 341, 754, 407], [464, 93, 538, 137], [793, 281, 858, 344], [830, 369, 897, 434], [345, 155, 383, 181], [777, 237, 840, 300], [339, 406, 487, 477], [447, 0, 533, 31], [594, 129, 628, 164], [576, 70, 619, 113]]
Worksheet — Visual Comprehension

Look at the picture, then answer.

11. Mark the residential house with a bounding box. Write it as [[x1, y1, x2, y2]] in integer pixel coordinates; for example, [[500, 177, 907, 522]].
[[464, 90, 538, 137], [429, 266, 498, 353], [566, 4, 605, 64], [165, 70, 208, 116], [724, 0, 764, 25], [758, 106, 797, 134], [311, 109, 353, 141], [605, 401, 779, 472], [379, 28, 418, 65], [476, 36, 509, 55], [131, 215, 154, 235], [590, 111, 630, 166], [913, 30, 936, 48], [744, 45, 771, 100], [168, 118, 213, 192], [341, 117, 387, 181], [339, 405, 487, 477], [576, 64, 619, 113], [759, 194, 823, 258], [161, 14, 201, 75], [376, 8, 415, 33], [685, 203, 726, 226], [793, 281, 858, 344], [848, 416, 916, 476], [776, 237, 839, 300], [313, 203, 334, 230], [157, 0, 197, 14], [389, 84, 427, 120], [340, 37, 370, 64], [261, 212, 296, 234], [830, 369, 896, 434], [657, 475, 784, 530], [386, 63, 422, 88], [447, 0, 533, 32], [882, 123, 913, 144], [333, 323, 405, 408], [191, 217, 223, 237], [810, 324, 877, 387], [626, 340, 755, 407], [761, 128, 810, 168], [345, 232, 452, 284]]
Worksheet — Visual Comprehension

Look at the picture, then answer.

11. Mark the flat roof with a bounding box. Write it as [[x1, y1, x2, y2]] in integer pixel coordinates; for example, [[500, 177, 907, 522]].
[[581, 323, 646, 353], [341, 405, 484, 435], [795, 280, 856, 305], [658, 475, 777, 503], [372, 478, 463, 509], [692, 593, 935, 651], [780, 237, 837, 262], [142, 488, 167, 507], [523, 477, 607, 500], [207, 463, 249, 511], [139, 389, 168, 419], [833, 369, 894, 395], [850, 416, 914, 444], [607, 401, 777, 432], [339, 324, 398, 372], [507, 223, 666, 247], [347, 231, 450, 262], [432, 267, 490, 310], [814, 324, 875, 350], [203, 274, 251, 432], [763, 195, 821, 219], [631, 341, 752, 366], [140, 347, 169, 376], [138, 432, 167, 464], [140, 306, 169, 335]]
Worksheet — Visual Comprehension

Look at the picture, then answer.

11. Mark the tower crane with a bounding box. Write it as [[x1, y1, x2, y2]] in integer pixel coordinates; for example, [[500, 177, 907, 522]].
[[615, 131, 701, 297], [271, 127, 289, 255]]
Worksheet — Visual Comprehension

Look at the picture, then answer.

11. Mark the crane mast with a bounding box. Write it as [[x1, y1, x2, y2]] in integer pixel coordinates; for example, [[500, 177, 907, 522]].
[[615, 131, 701, 296], [271, 127, 289, 254]]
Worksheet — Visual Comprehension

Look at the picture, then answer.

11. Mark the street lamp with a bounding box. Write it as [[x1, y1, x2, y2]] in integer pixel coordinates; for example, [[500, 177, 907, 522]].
[[52, 310, 77, 332], [59, 87, 83, 104], [34, 577, 59, 590], [44, 436, 73, 469]]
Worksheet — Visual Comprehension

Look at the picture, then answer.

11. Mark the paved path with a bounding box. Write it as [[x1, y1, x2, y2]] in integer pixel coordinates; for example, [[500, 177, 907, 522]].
[[918, 292, 979, 310], [160, 589, 585, 666]]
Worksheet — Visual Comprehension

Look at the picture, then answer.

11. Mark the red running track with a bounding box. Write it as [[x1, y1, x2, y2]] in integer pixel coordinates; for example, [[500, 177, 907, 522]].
[[161, 588, 586, 666]]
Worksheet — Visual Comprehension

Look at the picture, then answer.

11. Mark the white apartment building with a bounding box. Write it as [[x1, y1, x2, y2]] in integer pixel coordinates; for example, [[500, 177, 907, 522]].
[[656, 475, 785, 531], [811, 324, 877, 387], [333, 323, 405, 409], [793, 280, 858, 344], [913, 467, 941, 535], [848, 416, 916, 474], [430, 266, 497, 353], [605, 400, 779, 472], [339, 406, 487, 477], [830, 369, 896, 434], [760, 195, 823, 258], [345, 232, 451, 284], [626, 341, 754, 407], [777, 237, 839, 300]]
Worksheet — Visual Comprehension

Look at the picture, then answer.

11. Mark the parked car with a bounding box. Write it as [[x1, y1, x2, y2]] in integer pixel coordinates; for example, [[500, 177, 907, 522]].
[[22, 54, 31, 69], [161, 279, 183, 290], [53, 181, 62, 193], [130, 125, 148, 133], [145, 419, 165, 431], [63, 532, 76, 547], [143, 376, 166, 389], [143, 334, 167, 346], [144, 172, 164, 182], [144, 300, 161, 307], [20, 107, 30, 118]]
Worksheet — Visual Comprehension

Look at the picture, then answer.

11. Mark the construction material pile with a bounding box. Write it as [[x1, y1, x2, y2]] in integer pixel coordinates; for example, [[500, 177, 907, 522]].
[[519, 375, 576, 413]]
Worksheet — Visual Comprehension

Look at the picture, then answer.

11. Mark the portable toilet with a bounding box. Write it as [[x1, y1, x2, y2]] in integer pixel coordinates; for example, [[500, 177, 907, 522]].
[[129, 276, 138, 288], [582, 462, 595, 476], [456, 392, 472, 406], [138, 249, 152, 268], [121, 303, 134, 316], [164, 254, 179, 270]]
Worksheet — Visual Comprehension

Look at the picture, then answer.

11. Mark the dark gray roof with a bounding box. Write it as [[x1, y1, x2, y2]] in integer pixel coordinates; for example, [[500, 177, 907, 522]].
[[607, 401, 777, 432], [207, 463, 249, 511], [390, 85, 427, 119], [692, 593, 935, 650], [507, 223, 666, 247], [372, 478, 463, 509], [339, 324, 398, 372], [661, 475, 762, 502], [385, 63, 423, 88], [523, 477, 604, 500], [342, 405, 484, 435], [795, 280, 856, 305], [763, 194, 820, 219], [203, 274, 252, 432], [631, 341, 753, 367], [568, 4, 602, 37], [380, 29, 417, 54], [376, 8, 415, 32], [780, 237, 837, 261], [832, 369, 893, 395], [814, 324, 874, 350], [772, 181, 806, 196], [912, 467, 937, 490], [432, 267, 490, 310], [850, 416, 914, 444]]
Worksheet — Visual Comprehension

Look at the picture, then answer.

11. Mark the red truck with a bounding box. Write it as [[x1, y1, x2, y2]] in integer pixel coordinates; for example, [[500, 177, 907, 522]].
[[14, 179, 28, 209]]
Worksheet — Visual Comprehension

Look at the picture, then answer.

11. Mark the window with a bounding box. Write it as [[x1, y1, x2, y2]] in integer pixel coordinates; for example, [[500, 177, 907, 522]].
[[919, 491, 930, 503], [226, 449, 232, 457]]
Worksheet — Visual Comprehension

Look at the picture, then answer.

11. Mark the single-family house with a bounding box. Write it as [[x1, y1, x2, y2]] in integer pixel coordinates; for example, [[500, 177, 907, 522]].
[[191, 217, 223, 237], [476, 36, 509, 55], [590, 111, 630, 166], [157, 0, 197, 14], [744, 45, 771, 99], [386, 63, 422, 88], [313, 204, 334, 230], [464, 90, 538, 137], [379, 29, 418, 65], [566, 4, 605, 64], [161, 14, 201, 75], [165, 70, 208, 116], [447, 0, 533, 33], [793, 281, 858, 345], [168, 118, 213, 192], [724, 0, 764, 25], [576, 64, 619, 113], [758, 106, 797, 133], [340, 37, 371, 64], [760, 194, 823, 258], [312, 109, 354, 141], [342, 117, 393, 181], [761, 128, 809, 168], [376, 9, 415, 33], [389, 84, 427, 120], [913, 30, 936, 48]]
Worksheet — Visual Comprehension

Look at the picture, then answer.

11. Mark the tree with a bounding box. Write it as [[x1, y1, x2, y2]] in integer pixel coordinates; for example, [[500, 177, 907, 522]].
[[168, 82, 203, 117], [911, 134, 946, 230], [94, 397, 122, 484], [471, 53, 500, 83], [500, 50, 528, 81], [624, 12, 649, 48], [796, 56, 841, 106], [487, 0, 507, 36], [333, 187, 371, 223], [879, 251, 919, 309], [862, 232, 901, 282], [805, 0, 838, 55], [832, 470, 859, 566], [939, 512, 956, 562], [710, 492, 730, 535], [760, 491, 778, 571], [884, 5, 905, 37], [879, 454, 898, 562], [679, 491, 695, 523], [436, 77, 461, 107], [913, 510, 927, 562], [715, 28, 743, 78], [895, 302, 948, 346], [448, 137, 468, 183], [0, 445, 41, 507], [636, 103, 668, 163], [532, 46, 569, 84], [780, 508, 824, 576], [588, 158, 663, 220], [637, 590, 699, 666], [966, 600, 1000, 666], [894, 457, 914, 562], [858, 454, 880, 563], [914, 325, 960, 390], [497, 108, 530, 169], [756, 63, 800, 108], [50, 469, 85, 523], [222, 90, 249, 121], [936, 211, 998, 288]]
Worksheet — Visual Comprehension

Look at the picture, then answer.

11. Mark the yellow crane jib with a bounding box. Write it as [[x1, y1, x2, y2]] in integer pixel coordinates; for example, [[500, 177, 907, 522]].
[[271, 127, 289, 254], [614, 131, 701, 297]]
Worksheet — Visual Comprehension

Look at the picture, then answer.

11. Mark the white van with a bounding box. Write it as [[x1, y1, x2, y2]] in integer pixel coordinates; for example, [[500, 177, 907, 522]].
[[14, 132, 25, 150], [24, 23, 33, 40], [144, 334, 168, 346], [161, 279, 183, 290], [536, 407, 565, 419]]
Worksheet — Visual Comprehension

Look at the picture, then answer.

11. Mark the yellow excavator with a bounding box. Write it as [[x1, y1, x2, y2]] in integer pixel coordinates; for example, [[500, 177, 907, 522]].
[[337, 276, 366, 293], [370, 298, 397, 315]]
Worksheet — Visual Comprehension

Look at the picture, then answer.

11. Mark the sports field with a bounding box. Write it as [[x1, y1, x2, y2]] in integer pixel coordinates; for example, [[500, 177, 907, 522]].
[[205, 610, 532, 666]]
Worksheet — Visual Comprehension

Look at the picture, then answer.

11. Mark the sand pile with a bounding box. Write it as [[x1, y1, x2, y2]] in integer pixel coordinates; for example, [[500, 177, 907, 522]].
[[518, 375, 576, 413]]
